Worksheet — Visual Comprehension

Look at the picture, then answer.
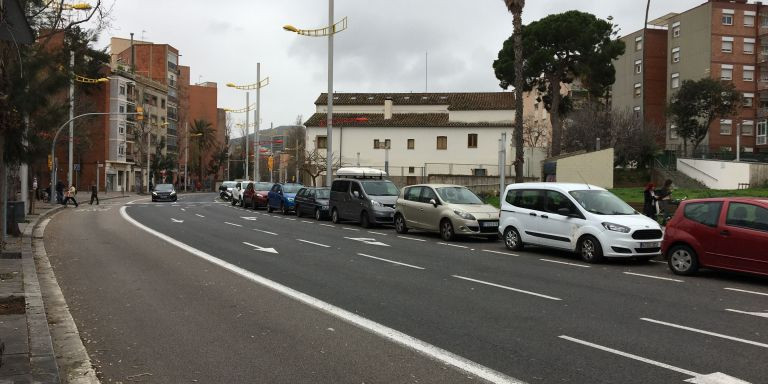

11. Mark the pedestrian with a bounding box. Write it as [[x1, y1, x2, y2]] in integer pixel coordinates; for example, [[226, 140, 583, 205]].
[[55, 181, 65, 204], [63, 184, 79, 207], [655, 179, 674, 222], [642, 183, 656, 219], [89, 181, 99, 205]]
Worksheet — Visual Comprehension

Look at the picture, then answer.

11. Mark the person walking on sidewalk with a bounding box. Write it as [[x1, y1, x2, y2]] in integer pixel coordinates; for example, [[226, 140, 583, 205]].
[[89, 182, 99, 205], [63, 184, 79, 207]]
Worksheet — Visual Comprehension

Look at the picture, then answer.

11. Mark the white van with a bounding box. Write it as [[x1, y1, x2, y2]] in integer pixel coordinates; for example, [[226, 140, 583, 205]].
[[499, 183, 663, 263]]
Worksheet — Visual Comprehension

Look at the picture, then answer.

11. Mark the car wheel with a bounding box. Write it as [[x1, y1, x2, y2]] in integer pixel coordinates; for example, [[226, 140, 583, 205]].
[[360, 211, 371, 228], [440, 219, 455, 241], [295, 204, 302, 217], [503, 227, 523, 251], [267, 204, 273, 213], [331, 209, 341, 224], [394, 214, 408, 234], [578, 235, 604, 264], [315, 209, 323, 221], [281, 203, 288, 215], [668, 244, 699, 276]]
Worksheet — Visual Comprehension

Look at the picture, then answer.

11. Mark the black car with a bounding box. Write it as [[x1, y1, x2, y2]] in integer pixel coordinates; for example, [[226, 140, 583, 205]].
[[294, 187, 331, 220], [152, 183, 177, 202]]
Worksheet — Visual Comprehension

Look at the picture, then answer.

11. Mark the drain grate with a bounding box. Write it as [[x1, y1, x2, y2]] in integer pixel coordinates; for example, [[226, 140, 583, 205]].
[[0, 296, 25, 315]]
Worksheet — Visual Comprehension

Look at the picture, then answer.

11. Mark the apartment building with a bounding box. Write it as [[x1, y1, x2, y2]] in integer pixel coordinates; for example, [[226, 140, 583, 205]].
[[613, 0, 768, 156]]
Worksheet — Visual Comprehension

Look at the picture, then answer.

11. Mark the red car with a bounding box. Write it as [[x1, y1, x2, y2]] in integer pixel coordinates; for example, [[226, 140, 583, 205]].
[[663, 197, 768, 277], [242, 182, 273, 209]]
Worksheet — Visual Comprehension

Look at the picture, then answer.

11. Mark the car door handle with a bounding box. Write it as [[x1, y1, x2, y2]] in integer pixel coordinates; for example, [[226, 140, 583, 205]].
[[541, 214, 549, 219], [529, 212, 537, 217], [720, 230, 730, 236]]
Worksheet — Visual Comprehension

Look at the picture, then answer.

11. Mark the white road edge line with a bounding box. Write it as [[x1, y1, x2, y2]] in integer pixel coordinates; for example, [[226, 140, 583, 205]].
[[452, 275, 561, 301], [558, 335, 699, 377], [368, 231, 388, 236], [640, 318, 768, 348], [297, 239, 331, 248], [437, 242, 468, 249], [224, 222, 243, 227], [357, 253, 425, 270], [253, 229, 278, 236], [539, 259, 590, 268], [724, 287, 768, 297], [623, 272, 683, 283], [195, 214, 205, 218], [118, 206, 523, 384], [482, 249, 519, 257], [398, 236, 426, 242], [725, 309, 768, 319]]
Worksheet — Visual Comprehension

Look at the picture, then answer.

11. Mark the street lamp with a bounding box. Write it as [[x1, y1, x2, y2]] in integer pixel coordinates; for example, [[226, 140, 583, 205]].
[[284, 5, 348, 186], [224, 98, 258, 180], [227, 69, 270, 182], [185, 128, 203, 192]]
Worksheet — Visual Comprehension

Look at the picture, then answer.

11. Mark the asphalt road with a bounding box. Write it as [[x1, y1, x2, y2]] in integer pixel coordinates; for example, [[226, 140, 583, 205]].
[[45, 193, 768, 383]]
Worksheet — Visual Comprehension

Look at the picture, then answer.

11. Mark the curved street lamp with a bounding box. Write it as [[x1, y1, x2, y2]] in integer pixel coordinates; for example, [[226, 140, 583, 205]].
[[227, 66, 270, 181]]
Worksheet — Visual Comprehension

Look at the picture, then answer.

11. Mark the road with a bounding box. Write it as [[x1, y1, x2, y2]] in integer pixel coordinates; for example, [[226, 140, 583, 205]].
[[45, 193, 768, 383]]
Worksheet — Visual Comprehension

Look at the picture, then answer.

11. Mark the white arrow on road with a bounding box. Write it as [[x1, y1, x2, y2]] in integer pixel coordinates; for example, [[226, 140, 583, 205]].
[[241, 217, 258, 221], [171, 218, 184, 223], [242, 241, 278, 254], [684, 372, 751, 384], [344, 237, 390, 247], [725, 308, 768, 319]]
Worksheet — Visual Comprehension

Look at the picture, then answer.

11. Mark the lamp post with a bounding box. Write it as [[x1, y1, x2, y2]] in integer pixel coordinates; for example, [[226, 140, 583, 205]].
[[227, 70, 269, 181], [284, 6, 348, 186]]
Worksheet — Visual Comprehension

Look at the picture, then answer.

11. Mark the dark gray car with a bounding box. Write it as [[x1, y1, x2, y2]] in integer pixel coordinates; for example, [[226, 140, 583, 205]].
[[329, 178, 399, 227]]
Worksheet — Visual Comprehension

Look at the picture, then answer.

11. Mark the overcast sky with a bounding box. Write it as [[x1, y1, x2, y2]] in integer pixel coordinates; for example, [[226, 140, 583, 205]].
[[94, 0, 705, 137]]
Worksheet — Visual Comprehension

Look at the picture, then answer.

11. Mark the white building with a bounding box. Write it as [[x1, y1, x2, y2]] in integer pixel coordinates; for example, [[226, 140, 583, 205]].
[[305, 92, 534, 181]]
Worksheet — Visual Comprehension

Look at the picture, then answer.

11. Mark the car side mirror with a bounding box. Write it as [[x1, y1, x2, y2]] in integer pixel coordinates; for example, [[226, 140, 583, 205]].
[[557, 207, 572, 217], [352, 191, 360, 198], [429, 198, 439, 207]]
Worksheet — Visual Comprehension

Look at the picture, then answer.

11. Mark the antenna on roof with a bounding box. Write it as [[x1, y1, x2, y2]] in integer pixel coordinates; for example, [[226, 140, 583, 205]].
[[576, 171, 591, 190]]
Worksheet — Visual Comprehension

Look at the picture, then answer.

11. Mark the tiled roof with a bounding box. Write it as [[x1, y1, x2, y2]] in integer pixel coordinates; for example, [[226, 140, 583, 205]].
[[313, 92, 514, 110], [304, 113, 512, 128]]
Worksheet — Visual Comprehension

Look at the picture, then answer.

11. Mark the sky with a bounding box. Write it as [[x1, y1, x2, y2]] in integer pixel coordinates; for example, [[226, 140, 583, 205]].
[[92, 0, 706, 138]]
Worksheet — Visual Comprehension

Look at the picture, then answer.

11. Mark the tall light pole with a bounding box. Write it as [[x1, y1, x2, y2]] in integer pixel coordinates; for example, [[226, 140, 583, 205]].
[[255, 62, 261, 182], [227, 73, 270, 181], [68, 51, 75, 187], [245, 91, 250, 180]]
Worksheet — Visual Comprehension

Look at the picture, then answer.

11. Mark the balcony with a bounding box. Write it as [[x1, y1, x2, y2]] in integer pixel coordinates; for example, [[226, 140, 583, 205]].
[[758, 107, 768, 118], [759, 81, 768, 91]]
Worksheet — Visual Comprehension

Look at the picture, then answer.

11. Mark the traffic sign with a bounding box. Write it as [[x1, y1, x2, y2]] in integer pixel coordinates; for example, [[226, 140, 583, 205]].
[[74, 163, 80, 171]]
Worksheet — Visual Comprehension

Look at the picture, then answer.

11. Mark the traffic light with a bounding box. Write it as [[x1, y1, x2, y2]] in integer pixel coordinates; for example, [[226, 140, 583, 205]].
[[47, 154, 52, 170], [136, 106, 144, 121], [267, 156, 274, 171]]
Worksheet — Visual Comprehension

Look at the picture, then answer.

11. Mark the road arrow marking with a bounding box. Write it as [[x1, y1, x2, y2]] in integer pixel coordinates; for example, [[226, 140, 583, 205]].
[[725, 309, 768, 319], [241, 217, 258, 221], [684, 372, 752, 384], [344, 237, 390, 247], [171, 218, 184, 223], [242, 241, 278, 254]]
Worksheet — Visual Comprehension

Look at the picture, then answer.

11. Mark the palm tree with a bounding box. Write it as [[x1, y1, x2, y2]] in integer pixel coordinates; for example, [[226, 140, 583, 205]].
[[504, 0, 525, 182], [190, 119, 216, 188]]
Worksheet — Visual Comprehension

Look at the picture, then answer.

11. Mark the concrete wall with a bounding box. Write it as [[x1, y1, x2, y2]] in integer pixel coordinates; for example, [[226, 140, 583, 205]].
[[750, 163, 768, 187], [555, 148, 615, 188], [677, 158, 750, 189]]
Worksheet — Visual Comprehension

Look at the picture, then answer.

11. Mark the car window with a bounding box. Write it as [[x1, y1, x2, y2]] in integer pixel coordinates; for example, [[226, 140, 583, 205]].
[[350, 182, 363, 197], [421, 187, 438, 204], [254, 182, 272, 190], [405, 187, 422, 201], [246, 183, 254, 191], [271, 185, 280, 192], [683, 202, 722, 227], [282, 184, 302, 193], [544, 190, 577, 214], [331, 180, 349, 192], [436, 187, 483, 204], [508, 189, 542, 210], [297, 188, 306, 197], [361, 181, 399, 196], [569, 190, 635, 215], [726, 202, 768, 231], [236, 182, 241, 189], [316, 189, 330, 199], [155, 184, 174, 192]]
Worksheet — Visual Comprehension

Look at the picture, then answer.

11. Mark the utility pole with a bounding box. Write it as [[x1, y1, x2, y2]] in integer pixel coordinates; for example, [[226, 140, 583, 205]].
[[184, 121, 189, 192], [499, 132, 507, 197], [245, 92, 250, 180], [68, 50, 75, 187], [295, 137, 300, 184], [326, 0, 335, 187], [255, 62, 260, 182]]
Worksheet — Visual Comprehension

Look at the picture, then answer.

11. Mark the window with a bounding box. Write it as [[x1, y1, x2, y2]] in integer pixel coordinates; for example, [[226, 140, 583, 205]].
[[683, 202, 722, 227], [633, 106, 641, 119], [118, 144, 125, 156], [634, 83, 642, 96], [118, 122, 125, 135], [119, 84, 126, 95], [507, 189, 542, 210], [635, 60, 642, 74], [151, 95, 158, 106], [419, 187, 438, 204], [374, 139, 390, 149], [758, 121, 767, 145], [331, 180, 349, 193], [468, 133, 478, 148], [437, 136, 447, 150], [722, 9, 734, 25], [407, 139, 415, 150], [316, 136, 327, 149], [672, 47, 680, 63], [721, 65, 733, 81], [670, 124, 679, 139], [405, 186, 422, 201], [742, 120, 754, 135], [745, 13, 755, 27], [161, 98, 166, 109], [744, 66, 755, 81], [384, 139, 391, 149], [408, 166, 415, 174], [744, 38, 755, 54], [726, 203, 768, 232], [671, 73, 680, 89], [119, 105, 125, 114], [635, 36, 642, 51], [762, 15, 768, 28], [743, 93, 754, 107], [350, 182, 363, 198], [672, 21, 681, 37], [721, 37, 733, 53], [720, 119, 733, 135], [373, 139, 380, 149], [544, 190, 577, 215]]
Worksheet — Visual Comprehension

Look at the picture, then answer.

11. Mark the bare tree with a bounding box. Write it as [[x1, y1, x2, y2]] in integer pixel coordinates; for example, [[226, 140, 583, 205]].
[[522, 116, 549, 151]]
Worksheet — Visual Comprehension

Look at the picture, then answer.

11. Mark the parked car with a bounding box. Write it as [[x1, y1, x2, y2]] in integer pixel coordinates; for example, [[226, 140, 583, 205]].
[[220, 181, 236, 200], [231, 180, 252, 207], [394, 184, 499, 241], [329, 167, 399, 227], [152, 183, 177, 202], [294, 187, 331, 220], [242, 182, 273, 209], [499, 183, 663, 263], [267, 183, 304, 214], [663, 197, 768, 277]]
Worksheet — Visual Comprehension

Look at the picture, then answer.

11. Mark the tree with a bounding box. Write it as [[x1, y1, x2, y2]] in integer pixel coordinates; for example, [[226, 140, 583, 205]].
[[190, 119, 216, 185], [522, 116, 549, 151], [502, 0, 526, 182], [494, 10, 625, 156], [301, 150, 338, 187], [668, 78, 741, 156]]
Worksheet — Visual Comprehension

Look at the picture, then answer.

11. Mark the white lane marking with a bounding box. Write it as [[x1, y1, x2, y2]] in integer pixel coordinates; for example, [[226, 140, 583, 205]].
[[342, 227, 360, 231], [398, 235, 426, 242], [482, 249, 519, 257], [119, 206, 523, 384], [171, 218, 184, 223], [253, 229, 278, 236], [180, 208, 186, 211], [452, 275, 561, 301], [539, 259, 590, 268], [301, 220, 314, 224], [195, 214, 205, 218], [623, 272, 683, 282], [725, 309, 768, 319], [357, 253, 425, 270], [724, 287, 768, 297], [319, 223, 336, 228], [368, 231, 388, 236], [437, 242, 468, 249], [241, 217, 258, 221], [344, 237, 390, 247], [297, 239, 331, 248], [224, 222, 243, 227], [242, 241, 278, 254], [284, 218, 297, 221], [640, 318, 768, 349]]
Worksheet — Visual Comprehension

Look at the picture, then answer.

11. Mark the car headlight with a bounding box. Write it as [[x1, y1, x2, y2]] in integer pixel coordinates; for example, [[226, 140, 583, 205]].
[[170, 191, 176, 195], [602, 222, 630, 233], [371, 200, 383, 207], [454, 210, 476, 220], [256, 193, 264, 198], [152, 192, 157, 196]]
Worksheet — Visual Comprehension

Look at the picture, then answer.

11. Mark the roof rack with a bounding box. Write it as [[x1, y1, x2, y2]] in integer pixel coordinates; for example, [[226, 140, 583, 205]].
[[335, 167, 387, 179]]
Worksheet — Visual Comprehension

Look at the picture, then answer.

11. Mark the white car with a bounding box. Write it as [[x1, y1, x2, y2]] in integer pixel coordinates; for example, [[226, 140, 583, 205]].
[[499, 183, 663, 263], [230, 180, 252, 207]]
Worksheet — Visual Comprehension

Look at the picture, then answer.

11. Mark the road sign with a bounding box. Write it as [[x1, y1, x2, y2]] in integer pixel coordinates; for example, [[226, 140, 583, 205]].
[[74, 163, 80, 171]]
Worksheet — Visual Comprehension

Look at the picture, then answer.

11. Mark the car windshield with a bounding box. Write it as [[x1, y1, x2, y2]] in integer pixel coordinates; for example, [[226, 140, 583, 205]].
[[282, 184, 303, 194], [569, 190, 635, 215], [155, 184, 174, 192], [253, 182, 272, 190], [315, 189, 330, 199], [436, 187, 484, 204], [223, 182, 236, 188], [361, 181, 399, 196]]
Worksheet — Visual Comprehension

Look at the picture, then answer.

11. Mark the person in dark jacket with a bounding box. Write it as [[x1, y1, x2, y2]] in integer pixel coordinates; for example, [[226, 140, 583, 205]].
[[55, 181, 65, 204], [89, 182, 99, 205], [655, 179, 674, 220], [643, 183, 656, 219]]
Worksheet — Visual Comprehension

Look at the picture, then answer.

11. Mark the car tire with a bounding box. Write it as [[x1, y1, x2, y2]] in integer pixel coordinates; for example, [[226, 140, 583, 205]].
[[331, 209, 341, 224], [578, 235, 604, 264], [394, 214, 408, 234], [360, 211, 371, 228], [281, 203, 288, 215], [667, 244, 699, 276], [267, 204, 273, 213], [315, 209, 323, 221], [295, 204, 302, 217], [503, 227, 523, 251], [440, 219, 455, 241]]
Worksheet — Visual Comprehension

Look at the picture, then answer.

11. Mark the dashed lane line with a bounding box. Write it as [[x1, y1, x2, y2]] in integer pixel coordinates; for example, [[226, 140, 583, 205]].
[[724, 287, 768, 297], [437, 242, 468, 249], [195, 214, 205, 218], [452, 275, 562, 301], [398, 236, 426, 242], [253, 229, 278, 236], [342, 227, 360, 231], [623, 272, 683, 283], [725, 309, 768, 319], [319, 224, 336, 228], [368, 231, 388, 236], [539, 259, 590, 268], [224, 222, 243, 227], [482, 249, 519, 257], [297, 239, 331, 248], [301, 220, 314, 224], [640, 318, 768, 349], [357, 253, 425, 270]]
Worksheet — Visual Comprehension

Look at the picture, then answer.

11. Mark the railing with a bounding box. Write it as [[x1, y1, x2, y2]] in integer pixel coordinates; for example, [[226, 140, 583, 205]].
[[677, 159, 719, 184], [758, 108, 768, 118]]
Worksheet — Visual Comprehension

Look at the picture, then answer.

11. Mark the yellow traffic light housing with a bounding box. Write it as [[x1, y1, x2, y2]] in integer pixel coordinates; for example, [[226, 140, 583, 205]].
[[136, 106, 144, 121]]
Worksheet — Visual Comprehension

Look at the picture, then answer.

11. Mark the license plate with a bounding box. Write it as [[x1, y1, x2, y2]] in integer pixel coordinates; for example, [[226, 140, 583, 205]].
[[640, 242, 660, 248], [481, 221, 499, 227]]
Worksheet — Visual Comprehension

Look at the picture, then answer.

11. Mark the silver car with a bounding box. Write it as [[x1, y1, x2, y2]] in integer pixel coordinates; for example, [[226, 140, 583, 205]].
[[394, 184, 500, 241]]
